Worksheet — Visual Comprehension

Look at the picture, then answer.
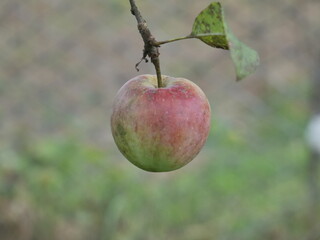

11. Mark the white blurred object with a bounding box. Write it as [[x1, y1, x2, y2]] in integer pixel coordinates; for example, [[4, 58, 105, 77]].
[[306, 114, 320, 154]]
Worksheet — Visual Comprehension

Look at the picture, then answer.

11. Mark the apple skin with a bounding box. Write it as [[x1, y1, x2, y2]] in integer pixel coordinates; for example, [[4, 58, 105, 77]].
[[111, 74, 211, 172]]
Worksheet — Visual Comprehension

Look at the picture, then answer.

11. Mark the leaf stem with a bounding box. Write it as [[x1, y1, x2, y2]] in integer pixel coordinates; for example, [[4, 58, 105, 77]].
[[155, 33, 224, 46], [155, 35, 195, 45]]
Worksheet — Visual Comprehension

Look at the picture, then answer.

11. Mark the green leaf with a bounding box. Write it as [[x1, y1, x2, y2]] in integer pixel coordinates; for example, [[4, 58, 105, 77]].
[[190, 2, 259, 81], [190, 2, 228, 50]]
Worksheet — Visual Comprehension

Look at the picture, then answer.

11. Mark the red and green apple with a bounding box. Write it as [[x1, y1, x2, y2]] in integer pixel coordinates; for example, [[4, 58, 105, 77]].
[[111, 74, 211, 172]]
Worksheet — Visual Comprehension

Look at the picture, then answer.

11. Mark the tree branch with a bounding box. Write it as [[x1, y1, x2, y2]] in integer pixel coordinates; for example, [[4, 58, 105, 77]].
[[129, 0, 163, 88]]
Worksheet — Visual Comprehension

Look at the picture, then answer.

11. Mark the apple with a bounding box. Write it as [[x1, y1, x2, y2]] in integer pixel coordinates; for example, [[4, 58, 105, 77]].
[[111, 74, 211, 172]]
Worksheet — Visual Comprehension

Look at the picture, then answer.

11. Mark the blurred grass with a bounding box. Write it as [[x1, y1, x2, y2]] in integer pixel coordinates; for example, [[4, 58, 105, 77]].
[[0, 83, 316, 240]]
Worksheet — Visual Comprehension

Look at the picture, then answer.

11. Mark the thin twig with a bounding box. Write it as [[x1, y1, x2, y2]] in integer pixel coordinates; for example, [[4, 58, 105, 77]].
[[129, 0, 163, 87]]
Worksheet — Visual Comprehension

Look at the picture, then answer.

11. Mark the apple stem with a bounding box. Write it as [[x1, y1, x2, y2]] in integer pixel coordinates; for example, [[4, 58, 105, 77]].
[[129, 0, 163, 88], [152, 57, 163, 88]]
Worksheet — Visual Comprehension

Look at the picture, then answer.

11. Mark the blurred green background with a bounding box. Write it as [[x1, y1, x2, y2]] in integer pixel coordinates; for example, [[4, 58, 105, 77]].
[[0, 0, 319, 239]]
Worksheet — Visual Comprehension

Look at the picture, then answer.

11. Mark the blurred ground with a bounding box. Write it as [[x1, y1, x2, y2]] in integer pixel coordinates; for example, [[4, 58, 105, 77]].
[[0, 0, 319, 239]]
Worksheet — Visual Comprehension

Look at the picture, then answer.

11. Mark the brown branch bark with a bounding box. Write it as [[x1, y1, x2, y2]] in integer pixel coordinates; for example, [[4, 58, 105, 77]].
[[129, 0, 163, 87]]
